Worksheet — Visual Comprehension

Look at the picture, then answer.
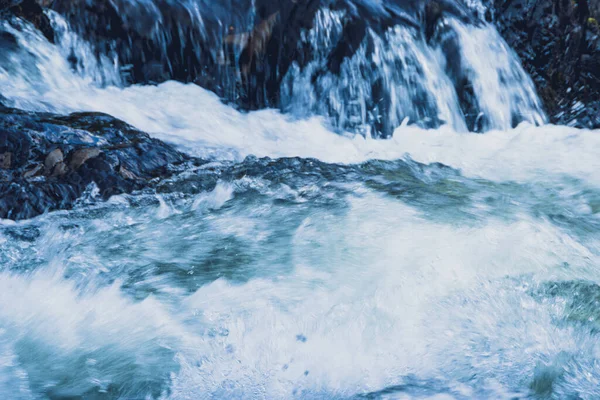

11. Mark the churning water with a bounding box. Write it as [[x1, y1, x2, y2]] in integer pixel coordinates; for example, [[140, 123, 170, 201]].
[[1, 3, 600, 399]]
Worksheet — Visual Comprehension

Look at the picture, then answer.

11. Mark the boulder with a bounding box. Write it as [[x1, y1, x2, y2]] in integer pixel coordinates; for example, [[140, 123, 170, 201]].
[[0, 106, 194, 220], [0, 0, 54, 42]]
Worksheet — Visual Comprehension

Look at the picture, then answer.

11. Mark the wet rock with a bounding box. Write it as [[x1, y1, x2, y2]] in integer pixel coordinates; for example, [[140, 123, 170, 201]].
[[0, 107, 194, 220], [490, 0, 600, 128], [42, 0, 476, 110], [0, 0, 54, 42], [5, 0, 597, 131], [49, 0, 214, 85], [51, 161, 68, 177], [23, 163, 42, 178], [44, 148, 63, 172], [0, 152, 11, 169], [69, 148, 101, 170], [119, 165, 139, 181]]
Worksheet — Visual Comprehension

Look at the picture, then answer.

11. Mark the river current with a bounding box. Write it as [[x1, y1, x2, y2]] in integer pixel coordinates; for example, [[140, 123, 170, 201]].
[[1, 4, 600, 399]]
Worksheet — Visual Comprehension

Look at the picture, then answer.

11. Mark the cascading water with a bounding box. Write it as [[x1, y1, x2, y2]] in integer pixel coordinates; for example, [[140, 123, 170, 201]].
[[1, 1, 600, 399], [1, 0, 545, 136], [281, 6, 545, 136], [0, 11, 121, 111], [280, 10, 468, 136]]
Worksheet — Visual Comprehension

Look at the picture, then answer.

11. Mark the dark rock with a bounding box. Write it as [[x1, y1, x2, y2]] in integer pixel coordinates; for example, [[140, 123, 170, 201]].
[[44, 148, 63, 172], [1, 0, 54, 43], [22, 163, 42, 178], [119, 165, 139, 180], [0, 107, 194, 220], [0, 152, 11, 169], [69, 148, 101, 170], [490, 0, 600, 128], [49, 0, 218, 85], [43, 0, 476, 109], [51, 161, 68, 177]]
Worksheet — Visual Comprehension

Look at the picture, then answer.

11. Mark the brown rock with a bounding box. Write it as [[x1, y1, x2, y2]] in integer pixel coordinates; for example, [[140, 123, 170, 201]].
[[119, 165, 139, 180], [51, 162, 68, 177], [0, 152, 11, 169], [69, 148, 101, 170], [44, 148, 63, 172], [23, 164, 43, 178]]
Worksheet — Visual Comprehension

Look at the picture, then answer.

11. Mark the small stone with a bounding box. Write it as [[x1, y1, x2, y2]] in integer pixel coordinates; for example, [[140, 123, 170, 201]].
[[0, 152, 12, 169], [51, 162, 68, 177], [44, 149, 63, 172], [69, 148, 101, 170], [23, 164, 43, 178], [119, 165, 138, 180]]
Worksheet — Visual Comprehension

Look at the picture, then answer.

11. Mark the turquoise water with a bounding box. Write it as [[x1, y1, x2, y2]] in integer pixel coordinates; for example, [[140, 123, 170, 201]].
[[1, 155, 600, 398], [1, 5, 600, 399]]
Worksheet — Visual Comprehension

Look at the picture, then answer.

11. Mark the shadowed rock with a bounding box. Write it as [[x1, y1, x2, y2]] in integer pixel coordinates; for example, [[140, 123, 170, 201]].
[[0, 105, 195, 220], [0, 0, 54, 42], [490, 0, 600, 128]]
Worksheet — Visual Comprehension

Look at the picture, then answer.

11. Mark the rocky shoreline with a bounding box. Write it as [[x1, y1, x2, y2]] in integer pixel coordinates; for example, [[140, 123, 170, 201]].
[[0, 103, 194, 220]]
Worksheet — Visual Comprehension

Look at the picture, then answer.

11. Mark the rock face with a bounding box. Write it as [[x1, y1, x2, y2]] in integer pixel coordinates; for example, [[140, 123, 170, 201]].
[[3, 0, 600, 129], [0, 105, 191, 220], [0, 0, 54, 42], [1, 0, 599, 220], [37, 0, 475, 108], [490, 0, 600, 128]]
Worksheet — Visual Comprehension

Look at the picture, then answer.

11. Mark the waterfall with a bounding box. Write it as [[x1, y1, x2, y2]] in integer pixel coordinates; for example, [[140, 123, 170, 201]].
[[1, 0, 546, 136], [2, 2, 600, 399]]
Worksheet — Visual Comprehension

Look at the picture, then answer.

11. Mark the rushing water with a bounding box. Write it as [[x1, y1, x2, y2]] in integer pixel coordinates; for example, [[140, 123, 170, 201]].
[[1, 2, 600, 399]]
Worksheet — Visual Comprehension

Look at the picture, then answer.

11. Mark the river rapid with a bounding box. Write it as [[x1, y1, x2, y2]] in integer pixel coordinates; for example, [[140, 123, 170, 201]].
[[1, 3, 600, 399]]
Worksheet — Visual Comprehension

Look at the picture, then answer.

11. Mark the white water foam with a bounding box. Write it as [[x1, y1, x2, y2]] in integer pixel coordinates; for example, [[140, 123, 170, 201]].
[[1, 192, 597, 397], [442, 19, 546, 130], [4, 73, 599, 188], [0, 12, 120, 110], [171, 196, 595, 397], [1, 16, 597, 188], [280, 9, 468, 134], [2, 6, 600, 400], [0, 266, 207, 398]]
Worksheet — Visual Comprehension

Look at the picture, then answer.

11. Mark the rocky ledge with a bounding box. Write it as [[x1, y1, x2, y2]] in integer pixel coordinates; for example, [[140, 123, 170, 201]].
[[3, 0, 599, 129], [0, 103, 192, 220]]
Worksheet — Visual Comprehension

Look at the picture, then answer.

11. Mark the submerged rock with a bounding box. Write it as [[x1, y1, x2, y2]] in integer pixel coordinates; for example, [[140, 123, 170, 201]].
[[0, 106, 192, 220]]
